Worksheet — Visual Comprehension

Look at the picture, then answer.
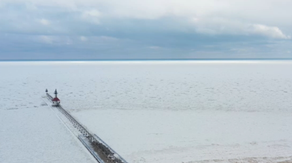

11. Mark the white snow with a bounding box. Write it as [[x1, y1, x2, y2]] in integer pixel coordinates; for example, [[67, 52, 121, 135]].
[[1, 61, 292, 163], [0, 63, 96, 163]]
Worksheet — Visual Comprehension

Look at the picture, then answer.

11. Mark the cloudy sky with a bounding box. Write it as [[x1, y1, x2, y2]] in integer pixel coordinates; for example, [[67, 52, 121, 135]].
[[1, 0, 292, 60]]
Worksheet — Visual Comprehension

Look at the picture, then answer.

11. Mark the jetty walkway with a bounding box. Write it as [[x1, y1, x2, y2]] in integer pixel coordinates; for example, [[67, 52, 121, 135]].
[[46, 92, 127, 163]]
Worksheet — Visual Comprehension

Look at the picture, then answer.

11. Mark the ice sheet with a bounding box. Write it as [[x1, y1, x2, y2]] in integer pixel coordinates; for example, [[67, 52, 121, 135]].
[[1, 61, 292, 163]]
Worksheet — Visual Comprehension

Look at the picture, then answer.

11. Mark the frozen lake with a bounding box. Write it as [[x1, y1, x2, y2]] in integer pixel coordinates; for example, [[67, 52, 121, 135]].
[[1, 61, 292, 162]]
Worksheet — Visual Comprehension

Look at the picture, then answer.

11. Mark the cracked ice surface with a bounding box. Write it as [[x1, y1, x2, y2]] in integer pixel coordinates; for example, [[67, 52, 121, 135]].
[[1, 61, 292, 163], [0, 63, 96, 163]]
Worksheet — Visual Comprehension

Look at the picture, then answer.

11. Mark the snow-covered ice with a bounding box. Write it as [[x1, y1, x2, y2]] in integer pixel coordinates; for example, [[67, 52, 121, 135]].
[[1, 61, 292, 163], [0, 63, 96, 163], [0, 105, 97, 163]]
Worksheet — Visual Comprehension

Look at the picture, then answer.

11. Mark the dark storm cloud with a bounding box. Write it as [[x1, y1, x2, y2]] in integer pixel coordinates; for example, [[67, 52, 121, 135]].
[[0, 0, 292, 60]]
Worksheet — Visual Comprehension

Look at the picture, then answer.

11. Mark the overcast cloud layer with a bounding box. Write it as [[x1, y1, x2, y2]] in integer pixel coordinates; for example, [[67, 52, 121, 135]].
[[1, 0, 292, 60]]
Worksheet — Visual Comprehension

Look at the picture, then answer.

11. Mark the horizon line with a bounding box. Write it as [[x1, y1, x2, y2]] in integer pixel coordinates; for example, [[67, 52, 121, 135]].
[[1, 58, 292, 62]]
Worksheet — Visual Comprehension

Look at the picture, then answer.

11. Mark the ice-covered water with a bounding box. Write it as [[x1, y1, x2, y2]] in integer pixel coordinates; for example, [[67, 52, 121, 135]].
[[1, 61, 292, 163]]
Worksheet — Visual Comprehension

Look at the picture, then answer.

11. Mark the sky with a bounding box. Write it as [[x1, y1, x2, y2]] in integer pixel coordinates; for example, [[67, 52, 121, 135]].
[[1, 0, 292, 60]]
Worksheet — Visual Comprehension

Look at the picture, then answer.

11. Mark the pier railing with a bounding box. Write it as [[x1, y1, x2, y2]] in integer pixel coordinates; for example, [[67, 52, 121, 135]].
[[46, 93, 127, 163]]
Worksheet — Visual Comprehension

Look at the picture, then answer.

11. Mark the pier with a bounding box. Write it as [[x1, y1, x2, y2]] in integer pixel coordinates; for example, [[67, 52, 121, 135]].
[[46, 91, 127, 163]]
